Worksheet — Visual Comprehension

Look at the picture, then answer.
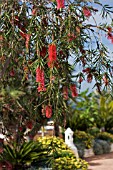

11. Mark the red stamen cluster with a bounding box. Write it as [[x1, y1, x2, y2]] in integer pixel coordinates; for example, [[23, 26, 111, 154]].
[[32, 6, 37, 16], [70, 84, 78, 97], [36, 67, 46, 92], [56, 0, 65, 10], [45, 105, 52, 118], [83, 7, 91, 17], [25, 34, 31, 49], [48, 44, 57, 68]]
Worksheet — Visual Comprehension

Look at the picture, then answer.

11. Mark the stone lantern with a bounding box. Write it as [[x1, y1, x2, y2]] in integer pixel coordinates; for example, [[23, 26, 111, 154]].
[[65, 127, 79, 158]]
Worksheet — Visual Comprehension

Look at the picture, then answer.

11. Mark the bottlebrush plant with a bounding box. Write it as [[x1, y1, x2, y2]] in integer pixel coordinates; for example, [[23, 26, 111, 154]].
[[0, 0, 113, 143]]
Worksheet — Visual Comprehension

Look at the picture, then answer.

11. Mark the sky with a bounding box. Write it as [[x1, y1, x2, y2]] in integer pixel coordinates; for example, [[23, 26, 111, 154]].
[[79, 0, 113, 93]]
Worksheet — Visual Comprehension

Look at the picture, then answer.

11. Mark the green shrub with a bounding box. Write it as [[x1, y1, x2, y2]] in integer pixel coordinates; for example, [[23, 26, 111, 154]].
[[93, 140, 103, 155], [36, 136, 88, 170], [87, 127, 100, 137], [97, 140, 111, 154], [96, 132, 113, 143], [0, 141, 49, 169], [74, 131, 94, 149], [75, 142, 85, 158], [93, 139, 111, 155]]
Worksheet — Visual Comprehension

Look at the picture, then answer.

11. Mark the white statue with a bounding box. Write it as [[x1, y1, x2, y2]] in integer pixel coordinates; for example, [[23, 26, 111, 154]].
[[65, 127, 79, 158]]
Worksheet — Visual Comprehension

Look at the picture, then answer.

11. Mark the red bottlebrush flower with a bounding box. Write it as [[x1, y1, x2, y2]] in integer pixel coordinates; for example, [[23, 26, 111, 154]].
[[83, 7, 91, 17], [47, 60, 60, 69], [67, 33, 76, 42], [107, 26, 112, 32], [82, 67, 90, 74], [36, 67, 46, 92], [37, 85, 46, 92], [63, 86, 68, 100], [87, 73, 93, 83], [36, 67, 44, 82], [40, 46, 47, 57], [48, 44, 57, 62], [26, 121, 33, 129], [56, 0, 65, 10], [25, 34, 31, 49], [32, 8, 37, 16], [103, 75, 109, 86], [45, 105, 52, 118], [70, 84, 78, 97], [47, 60, 54, 68]]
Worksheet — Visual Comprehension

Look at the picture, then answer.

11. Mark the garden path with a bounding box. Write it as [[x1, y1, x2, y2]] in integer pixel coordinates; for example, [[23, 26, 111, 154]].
[[85, 152, 113, 170]]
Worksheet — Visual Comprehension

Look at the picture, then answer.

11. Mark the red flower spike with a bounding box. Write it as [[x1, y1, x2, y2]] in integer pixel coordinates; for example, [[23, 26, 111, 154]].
[[32, 8, 37, 16], [83, 7, 92, 17], [70, 84, 78, 97], [47, 60, 54, 68], [37, 85, 46, 92], [36, 67, 46, 92], [45, 105, 52, 118], [63, 86, 68, 100], [36, 67, 44, 82], [25, 34, 31, 49], [48, 44, 57, 62], [87, 73, 93, 83], [56, 0, 65, 10]]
